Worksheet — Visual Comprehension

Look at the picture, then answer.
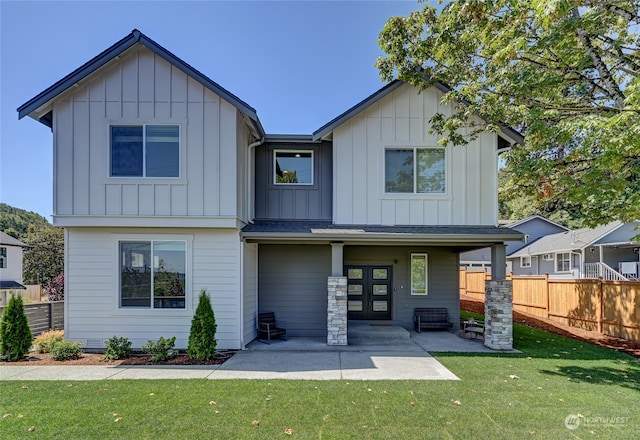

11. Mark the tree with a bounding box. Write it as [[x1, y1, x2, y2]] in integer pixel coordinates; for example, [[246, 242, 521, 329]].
[[0, 294, 33, 361], [187, 290, 217, 360], [22, 224, 64, 285], [377, 0, 640, 226]]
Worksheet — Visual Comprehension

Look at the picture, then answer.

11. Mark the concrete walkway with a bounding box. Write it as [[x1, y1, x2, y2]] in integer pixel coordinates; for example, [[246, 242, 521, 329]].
[[0, 329, 511, 381]]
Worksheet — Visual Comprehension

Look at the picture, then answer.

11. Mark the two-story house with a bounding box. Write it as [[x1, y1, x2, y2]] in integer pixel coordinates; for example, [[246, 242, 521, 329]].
[[0, 231, 28, 305], [18, 30, 523, 351]]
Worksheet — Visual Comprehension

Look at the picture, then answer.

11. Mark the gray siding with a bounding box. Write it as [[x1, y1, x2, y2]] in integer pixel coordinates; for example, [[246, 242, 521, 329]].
[[242, 243, 258, 344], [255, 142, 332, 220], [344, 246, 460, 330], [508, 217, 568, 254], [594, 222, 640, 245], [258, 245, 331, 337]]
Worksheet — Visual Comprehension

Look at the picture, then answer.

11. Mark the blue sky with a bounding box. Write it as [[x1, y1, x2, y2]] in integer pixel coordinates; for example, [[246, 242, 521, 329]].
[[0, 0, 419, 221]]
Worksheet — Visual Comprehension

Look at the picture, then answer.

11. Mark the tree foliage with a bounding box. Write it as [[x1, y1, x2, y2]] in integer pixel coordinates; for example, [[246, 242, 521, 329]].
[[0, 294, 33, 361], [188, 290, 217, 360], [377, 0, 640, 226], [22, 224, 64, 285], [0, 203, 50, 239]]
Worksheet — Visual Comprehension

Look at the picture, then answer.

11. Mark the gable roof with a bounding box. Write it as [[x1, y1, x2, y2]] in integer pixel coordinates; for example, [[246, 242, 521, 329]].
[[17, 29, 265, 138], [509, 222, 624, 257], [312, 79, 525, 146], [0, 231, 27, 247], [503, 215, 569, 231]]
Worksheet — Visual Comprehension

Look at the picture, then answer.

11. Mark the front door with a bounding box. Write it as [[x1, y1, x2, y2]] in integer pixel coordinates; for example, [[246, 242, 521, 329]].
[[345, 265, 392, 320]]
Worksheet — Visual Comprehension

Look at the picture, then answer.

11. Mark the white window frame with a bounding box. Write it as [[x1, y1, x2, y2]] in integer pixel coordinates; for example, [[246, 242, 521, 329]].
[[112, 234, 192, 315], [109, 124, 181, 178], [556, 252, 571, 273], [542, 254, 553, 261], [520, 255, 532, 268], [273, 149, 314, 185], [410, 253, 428, 295], [0, 247, 6, 269], [384, 147, 446, 195]]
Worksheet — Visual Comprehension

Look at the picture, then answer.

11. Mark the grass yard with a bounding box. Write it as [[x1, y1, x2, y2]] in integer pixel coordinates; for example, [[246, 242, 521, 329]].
[[1, 317, 638, 439]]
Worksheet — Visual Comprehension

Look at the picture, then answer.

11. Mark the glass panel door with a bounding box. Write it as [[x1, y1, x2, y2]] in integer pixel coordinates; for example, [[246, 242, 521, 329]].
[[345, 265, 392, 320]]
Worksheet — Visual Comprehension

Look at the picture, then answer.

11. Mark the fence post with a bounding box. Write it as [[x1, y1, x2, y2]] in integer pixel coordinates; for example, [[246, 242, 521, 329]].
[[597, 280, 603, 334], [48, 302, 53, 330], [545, 274, 550, 319]]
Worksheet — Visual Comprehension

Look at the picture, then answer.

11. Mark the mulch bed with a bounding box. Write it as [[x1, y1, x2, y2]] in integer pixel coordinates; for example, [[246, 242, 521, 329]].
[[461, 298, 640, 358], [1, 350, 237, 366]]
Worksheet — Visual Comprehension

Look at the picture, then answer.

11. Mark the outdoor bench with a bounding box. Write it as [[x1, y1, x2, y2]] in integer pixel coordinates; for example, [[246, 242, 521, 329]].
[[414, 307, 453, 332]]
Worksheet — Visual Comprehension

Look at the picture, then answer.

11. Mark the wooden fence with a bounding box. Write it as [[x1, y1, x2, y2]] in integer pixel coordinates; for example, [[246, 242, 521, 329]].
[[0, 301, 64, 337], [459, 268, 640, 342], [23, 285, 43, 302]]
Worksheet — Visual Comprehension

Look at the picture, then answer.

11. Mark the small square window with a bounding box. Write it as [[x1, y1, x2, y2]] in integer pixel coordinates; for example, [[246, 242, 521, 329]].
[[274, 150, 313, 185], [521, 256, 531, 268]]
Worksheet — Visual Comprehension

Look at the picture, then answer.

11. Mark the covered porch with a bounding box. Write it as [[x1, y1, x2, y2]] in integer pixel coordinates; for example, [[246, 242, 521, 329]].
[[242, 221, 521, 350]]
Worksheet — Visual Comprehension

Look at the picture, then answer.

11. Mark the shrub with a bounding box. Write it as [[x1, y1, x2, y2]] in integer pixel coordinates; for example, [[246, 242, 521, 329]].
[[187, 289, 217, 360], [101, 336, 132, 361], [0, 294, 33, 361], [49, 340, 83, 361], [44, 272, 64, 302], [141, 336, 177, 362], [34, 330, 64, 353]]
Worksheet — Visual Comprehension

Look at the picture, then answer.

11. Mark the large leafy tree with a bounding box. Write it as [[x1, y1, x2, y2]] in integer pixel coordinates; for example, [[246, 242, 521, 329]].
[[376, 0, 640, 226], [22, 224, 64, 285]]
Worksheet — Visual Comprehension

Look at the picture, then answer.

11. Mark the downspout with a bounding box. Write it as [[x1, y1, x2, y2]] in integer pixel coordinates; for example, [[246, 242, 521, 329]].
[[239, 239, 245, 349], [246, 137, 265, 223]]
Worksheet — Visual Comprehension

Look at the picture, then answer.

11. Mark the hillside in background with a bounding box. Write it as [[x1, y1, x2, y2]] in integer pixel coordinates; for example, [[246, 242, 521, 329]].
[[0, 203, 51, 239]]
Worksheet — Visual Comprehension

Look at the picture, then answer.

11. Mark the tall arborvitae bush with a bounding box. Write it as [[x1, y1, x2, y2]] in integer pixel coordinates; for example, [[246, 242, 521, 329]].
[[0, 294, 33, 361], [187, 289, 217, 360]]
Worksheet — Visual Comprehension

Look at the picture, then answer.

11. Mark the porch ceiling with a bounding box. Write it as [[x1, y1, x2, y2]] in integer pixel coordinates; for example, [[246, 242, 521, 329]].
[[242, 220, 523, 246]]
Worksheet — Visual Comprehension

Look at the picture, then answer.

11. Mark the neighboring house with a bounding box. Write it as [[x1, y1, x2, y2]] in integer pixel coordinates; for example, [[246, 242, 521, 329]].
[[508, 221, 640, 280], [460, 215, 569, 272], [18, 30, 523, 350], [0, 231, 27, 305]]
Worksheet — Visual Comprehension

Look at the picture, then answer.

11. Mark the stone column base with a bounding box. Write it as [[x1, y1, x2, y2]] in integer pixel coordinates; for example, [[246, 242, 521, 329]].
[[484, 280, 513, 350], [327, 276, 347, 345]]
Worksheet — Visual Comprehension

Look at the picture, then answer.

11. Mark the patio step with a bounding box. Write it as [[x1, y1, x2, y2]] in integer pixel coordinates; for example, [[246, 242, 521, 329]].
[[348, 323, 410, 343]]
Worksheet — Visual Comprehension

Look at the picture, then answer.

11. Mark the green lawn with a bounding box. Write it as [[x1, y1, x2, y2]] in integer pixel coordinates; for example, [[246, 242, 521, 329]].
[[1, 318, 638, 439]]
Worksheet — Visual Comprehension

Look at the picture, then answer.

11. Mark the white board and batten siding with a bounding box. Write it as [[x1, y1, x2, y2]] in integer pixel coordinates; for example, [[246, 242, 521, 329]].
[[333, 83, 498, 226], [65, 228, 243, 350], [52, 45, 243, 226]]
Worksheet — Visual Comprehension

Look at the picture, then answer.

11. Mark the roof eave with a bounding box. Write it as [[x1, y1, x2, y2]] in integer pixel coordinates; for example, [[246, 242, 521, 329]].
[[242, 231, 523, 244]]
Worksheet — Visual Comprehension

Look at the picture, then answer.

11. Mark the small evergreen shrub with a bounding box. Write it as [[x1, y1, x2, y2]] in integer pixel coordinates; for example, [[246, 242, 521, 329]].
[[0, 294, 33, 361], [34, 330, 64, 353], [49, 340, 83, 361], [141, 336, 177, 362], [101, 336, 132, 361], [187, 289, 217, 360]]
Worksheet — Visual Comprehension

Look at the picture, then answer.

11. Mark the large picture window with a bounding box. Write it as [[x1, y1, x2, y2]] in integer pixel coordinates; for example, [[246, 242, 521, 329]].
[[385, 148, 445, 194], [111, 125, 180, 177], [274, 150, 313, 184], [119, 240, 186, 308], [411, 253, 428, 295]]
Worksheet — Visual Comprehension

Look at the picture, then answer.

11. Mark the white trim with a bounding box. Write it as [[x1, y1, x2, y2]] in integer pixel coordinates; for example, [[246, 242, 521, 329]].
[[273, 149, 314, 185], [520, 255, 532, 268]]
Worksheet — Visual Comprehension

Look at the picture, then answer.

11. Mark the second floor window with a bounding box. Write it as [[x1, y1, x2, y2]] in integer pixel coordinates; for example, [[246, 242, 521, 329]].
[[0, 247, 6, 268], [274, 150, 313, 185], [385, 147, 445, 194], [111, 125, 180, 177]]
